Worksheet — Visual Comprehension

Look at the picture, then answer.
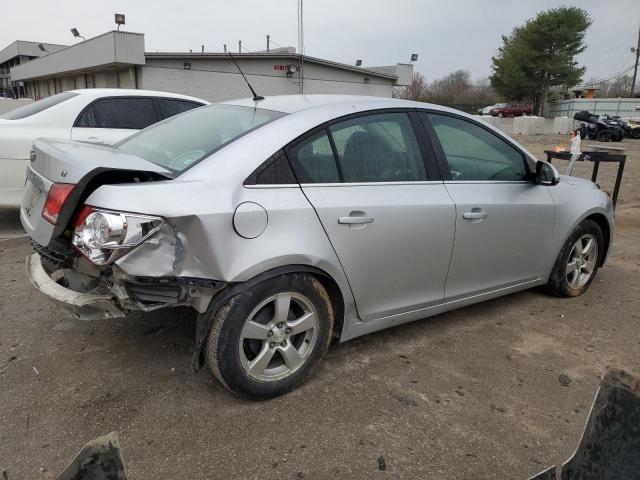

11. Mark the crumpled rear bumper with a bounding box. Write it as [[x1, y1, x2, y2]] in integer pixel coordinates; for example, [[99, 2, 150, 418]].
[[25, 253, 125, 321]]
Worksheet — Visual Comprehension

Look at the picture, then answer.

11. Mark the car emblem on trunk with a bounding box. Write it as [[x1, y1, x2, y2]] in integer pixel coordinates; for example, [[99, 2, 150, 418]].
[[61, 170, 68, 177]]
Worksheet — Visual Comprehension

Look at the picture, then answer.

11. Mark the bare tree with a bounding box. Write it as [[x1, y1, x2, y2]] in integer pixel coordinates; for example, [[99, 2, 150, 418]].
[[397, 72, 429, 101]]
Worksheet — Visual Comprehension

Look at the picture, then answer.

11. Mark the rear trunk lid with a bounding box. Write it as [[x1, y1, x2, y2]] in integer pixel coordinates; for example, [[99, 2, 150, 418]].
[[21, 138, 172, 248]]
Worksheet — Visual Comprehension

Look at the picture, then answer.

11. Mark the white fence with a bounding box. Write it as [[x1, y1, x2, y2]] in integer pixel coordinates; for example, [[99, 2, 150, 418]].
[[0, 98, 33, 115], [546, 98, 640, 118]]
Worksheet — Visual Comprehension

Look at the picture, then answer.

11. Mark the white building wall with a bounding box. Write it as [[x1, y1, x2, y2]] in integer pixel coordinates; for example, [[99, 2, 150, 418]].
[[117, 68, 136, 88], [61, 77, 74, 91], [139, 66, 295, 102], [139, 58, 394, 102]]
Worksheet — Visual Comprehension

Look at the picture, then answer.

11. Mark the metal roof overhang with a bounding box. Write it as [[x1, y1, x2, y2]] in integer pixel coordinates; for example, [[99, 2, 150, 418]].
[[10, 31, 144, 82]]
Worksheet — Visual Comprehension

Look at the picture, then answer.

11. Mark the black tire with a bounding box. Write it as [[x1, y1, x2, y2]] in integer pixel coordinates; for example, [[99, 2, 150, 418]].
[[577, 127, 587, 139], [588, 133, 597, 140], [205, 273, 334, 398], [545, 219, 604, 297], [632, 129, 640, 139], [596, 130, 611, 142]]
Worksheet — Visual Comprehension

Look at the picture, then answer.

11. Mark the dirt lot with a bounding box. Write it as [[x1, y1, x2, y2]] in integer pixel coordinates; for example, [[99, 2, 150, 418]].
[[1, 135, 639, 479]]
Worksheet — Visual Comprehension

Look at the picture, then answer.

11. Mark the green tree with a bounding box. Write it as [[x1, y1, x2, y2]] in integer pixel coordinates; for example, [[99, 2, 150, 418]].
[[490, 7, 591, 115]]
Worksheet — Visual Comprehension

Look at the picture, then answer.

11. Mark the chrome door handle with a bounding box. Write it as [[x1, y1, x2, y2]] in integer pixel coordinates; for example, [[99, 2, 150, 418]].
[[338, 216, 375, 225], [463, 211, 488, 220]]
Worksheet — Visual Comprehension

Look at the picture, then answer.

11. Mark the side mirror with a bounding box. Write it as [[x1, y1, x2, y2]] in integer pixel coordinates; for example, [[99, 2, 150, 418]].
[[535, 161, 560, 186]]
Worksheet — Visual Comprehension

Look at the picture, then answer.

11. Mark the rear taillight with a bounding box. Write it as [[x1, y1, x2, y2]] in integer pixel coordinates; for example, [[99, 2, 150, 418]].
[[74, 205, 95, 228], [42, 183, 75, 225]]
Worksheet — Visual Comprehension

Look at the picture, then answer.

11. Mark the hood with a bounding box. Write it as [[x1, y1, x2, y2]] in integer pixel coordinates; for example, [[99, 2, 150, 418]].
[[560, 175, 598, 189], [31, 138, 172, 184]]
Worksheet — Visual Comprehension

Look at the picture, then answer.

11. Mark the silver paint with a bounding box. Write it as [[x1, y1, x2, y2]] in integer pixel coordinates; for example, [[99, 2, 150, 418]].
[[20, 95, 615, 344]]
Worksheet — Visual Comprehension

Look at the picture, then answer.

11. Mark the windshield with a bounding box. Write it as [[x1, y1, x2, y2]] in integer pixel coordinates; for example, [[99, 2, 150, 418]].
[[0, 92, 78, 120], [117, 104, 285, 173]]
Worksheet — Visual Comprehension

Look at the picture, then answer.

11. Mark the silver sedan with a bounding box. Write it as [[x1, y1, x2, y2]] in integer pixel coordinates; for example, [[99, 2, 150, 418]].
[[21, 95, 614, 398]]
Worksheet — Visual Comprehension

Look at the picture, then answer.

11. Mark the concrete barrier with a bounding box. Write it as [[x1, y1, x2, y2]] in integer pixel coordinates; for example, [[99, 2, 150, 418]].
[[513, 116, 545, 135], [552, 116, 573, 135], [472, 115, 502, 128], [0, 98, 33, 115]]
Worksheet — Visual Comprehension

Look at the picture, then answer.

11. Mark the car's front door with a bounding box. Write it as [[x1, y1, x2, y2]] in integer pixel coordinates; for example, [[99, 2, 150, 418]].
[[287, 111, 455, 321], [71, 97, 160, 145], [421, 112, 555, 300]]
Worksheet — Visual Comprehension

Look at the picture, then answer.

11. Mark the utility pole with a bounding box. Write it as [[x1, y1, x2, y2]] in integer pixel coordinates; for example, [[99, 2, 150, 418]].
[[631, 24, 640, 97]]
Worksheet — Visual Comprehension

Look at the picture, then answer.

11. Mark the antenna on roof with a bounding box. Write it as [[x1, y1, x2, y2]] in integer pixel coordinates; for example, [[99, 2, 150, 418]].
[[227, 51, 264, 101]]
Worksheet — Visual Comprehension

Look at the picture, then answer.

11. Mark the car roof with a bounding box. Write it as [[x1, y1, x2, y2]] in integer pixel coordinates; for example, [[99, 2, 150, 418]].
[[68, 88, 209, 104], [224, 94, 454, 115]]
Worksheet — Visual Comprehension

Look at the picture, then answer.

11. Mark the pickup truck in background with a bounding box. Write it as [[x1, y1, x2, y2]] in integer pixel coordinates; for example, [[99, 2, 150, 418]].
[[489, 104, 533, 117]]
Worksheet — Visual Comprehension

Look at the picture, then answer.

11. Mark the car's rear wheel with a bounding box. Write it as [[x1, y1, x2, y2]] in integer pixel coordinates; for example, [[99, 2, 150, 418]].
[[205, 273, 334, 398], [545, 219, 603, 297], [596, 130, 611, 142]]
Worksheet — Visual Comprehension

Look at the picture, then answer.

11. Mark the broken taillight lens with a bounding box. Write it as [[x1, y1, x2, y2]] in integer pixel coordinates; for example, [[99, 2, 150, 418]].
[[73, 205, 95, 228], [42, 183, 75, 225], [72, 208, 164, 265]]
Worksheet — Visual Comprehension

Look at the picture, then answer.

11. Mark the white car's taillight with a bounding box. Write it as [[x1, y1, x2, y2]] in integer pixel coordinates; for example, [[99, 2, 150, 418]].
[[72, 207, 163, 265]]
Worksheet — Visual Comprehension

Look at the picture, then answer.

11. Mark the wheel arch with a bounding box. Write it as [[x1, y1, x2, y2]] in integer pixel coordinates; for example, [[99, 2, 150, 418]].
[[584, 212, 611, 266], [556, 208, 613, 271], [191, 263, 348, 372]]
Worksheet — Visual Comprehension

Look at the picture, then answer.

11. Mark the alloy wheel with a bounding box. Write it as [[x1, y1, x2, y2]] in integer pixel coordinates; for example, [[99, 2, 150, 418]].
[[238, 292, 319, 382], [566, 234, 598, 289]]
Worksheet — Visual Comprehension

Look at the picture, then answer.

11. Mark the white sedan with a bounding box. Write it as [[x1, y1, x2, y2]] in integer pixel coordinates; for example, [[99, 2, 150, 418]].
[[0, 89, 208, 207]]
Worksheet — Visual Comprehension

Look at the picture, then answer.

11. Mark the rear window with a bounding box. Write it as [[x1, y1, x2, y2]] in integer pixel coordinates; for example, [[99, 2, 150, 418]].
[[0, 92, 78, 120], [159, 98, 203, 119], [117, 104, 285, 173]]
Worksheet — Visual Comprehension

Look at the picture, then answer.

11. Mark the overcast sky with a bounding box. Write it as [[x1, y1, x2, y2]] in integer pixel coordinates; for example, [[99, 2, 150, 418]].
[[2, 0, 638, 83]]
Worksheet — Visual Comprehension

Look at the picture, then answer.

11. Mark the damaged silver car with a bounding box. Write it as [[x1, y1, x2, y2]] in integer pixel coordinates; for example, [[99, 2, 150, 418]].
[[22, 95, 614, 398]]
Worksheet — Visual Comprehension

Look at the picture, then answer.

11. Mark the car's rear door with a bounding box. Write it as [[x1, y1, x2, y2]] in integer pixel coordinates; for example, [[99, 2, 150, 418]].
[[420, 111, 555, 300], [286, 110, 455, 321], [71, 97, 160, 145]]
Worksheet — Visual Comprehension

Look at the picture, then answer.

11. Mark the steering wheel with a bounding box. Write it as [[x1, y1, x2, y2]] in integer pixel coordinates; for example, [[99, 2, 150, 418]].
[[450, 170, 462, 180], [488, 166, 514, 180], [168, 150, 205, 170]]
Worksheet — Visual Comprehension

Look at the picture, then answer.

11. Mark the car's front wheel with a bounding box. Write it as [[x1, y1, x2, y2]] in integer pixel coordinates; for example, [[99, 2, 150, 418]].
[[545, 219, 603, 297], [205, 273, 334, 398]]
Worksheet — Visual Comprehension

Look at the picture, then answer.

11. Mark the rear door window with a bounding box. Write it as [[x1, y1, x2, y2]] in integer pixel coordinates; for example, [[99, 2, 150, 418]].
[[93, 98, 158, 129], [74, 106, 98, 128], [329, 112, 427, 182], [288, 131, 341, 183], [159, 99, 203, 119]]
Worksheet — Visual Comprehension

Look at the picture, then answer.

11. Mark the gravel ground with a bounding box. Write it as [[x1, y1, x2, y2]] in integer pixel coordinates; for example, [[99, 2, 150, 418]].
[[1, 135, 639, 479]]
